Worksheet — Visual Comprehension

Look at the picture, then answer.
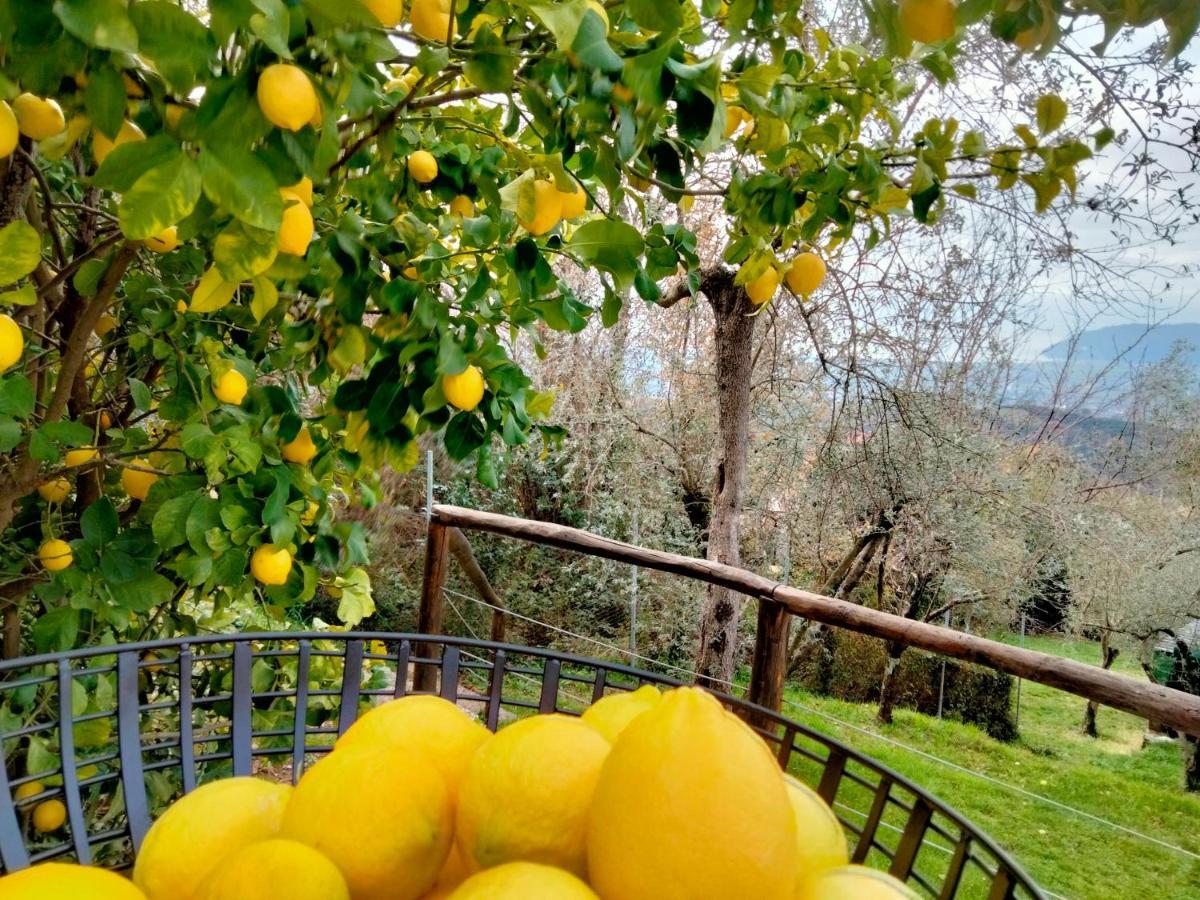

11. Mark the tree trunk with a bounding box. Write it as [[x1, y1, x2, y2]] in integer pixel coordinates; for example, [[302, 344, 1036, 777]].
[[877, 639, 905, 724], [2, 606, 20, 660], [693, 268, 754, 687], [1186, 736, 1200, 792], [1082, 637, 1119, 738]]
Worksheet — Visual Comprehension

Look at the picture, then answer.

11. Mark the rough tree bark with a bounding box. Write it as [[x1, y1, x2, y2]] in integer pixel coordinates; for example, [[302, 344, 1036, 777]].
[[691, 267, 755, 687], [1082, 632, 1119, 738]]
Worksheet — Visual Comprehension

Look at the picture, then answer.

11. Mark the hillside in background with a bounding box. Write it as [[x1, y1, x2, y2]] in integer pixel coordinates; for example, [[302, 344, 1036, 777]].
[[1041, 323, 1200, 368]]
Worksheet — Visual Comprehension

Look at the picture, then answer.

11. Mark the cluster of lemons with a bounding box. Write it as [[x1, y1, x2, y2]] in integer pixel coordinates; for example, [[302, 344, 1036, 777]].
[[742, 251, 828, 308], [0, 685, 919, 900]]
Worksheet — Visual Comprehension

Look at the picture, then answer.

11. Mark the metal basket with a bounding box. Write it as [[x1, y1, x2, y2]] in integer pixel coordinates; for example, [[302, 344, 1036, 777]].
[[0, 633, 1042, 898]]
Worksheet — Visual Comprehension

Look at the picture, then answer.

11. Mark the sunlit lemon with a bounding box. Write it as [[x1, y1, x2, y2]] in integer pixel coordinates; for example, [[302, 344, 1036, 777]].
[[93, 120, 145, 165], [442, 366, 485, 411], [281, 426, 317, 463], [12, 94, 65, 140], [38, 539, 73, 572], [517, 179, 562, 236], [251, 545, 293, 586], [257, 64, 320, 132], [121, 459, 158, 501], [408, 150, 439, 184]]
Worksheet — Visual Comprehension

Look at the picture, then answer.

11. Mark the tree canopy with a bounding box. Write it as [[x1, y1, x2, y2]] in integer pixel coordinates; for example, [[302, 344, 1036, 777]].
[[0, 0, 1193, 659]]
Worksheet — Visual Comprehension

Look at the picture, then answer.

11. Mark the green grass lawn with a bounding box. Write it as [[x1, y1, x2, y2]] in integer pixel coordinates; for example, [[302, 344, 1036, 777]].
[[777, 635, 1200, 900]]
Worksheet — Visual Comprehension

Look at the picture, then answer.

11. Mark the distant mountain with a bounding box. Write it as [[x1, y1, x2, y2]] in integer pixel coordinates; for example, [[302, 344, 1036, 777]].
[[1040, 323, 1200, 369]]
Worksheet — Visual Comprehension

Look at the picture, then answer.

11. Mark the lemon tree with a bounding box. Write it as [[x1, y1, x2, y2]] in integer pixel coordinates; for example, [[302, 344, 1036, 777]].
[[0, 0, 1191, 680]]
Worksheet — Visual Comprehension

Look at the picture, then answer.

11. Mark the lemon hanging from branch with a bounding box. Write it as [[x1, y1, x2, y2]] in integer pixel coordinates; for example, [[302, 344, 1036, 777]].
[[257, 64, 320, 132]]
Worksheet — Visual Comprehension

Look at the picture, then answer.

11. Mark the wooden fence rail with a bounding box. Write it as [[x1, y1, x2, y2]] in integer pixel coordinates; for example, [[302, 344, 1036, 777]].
[[422, 504, 1200, 737]]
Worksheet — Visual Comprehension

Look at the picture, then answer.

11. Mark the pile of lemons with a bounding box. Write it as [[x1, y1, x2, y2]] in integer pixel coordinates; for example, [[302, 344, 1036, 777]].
[[0, 686, 919, 899]]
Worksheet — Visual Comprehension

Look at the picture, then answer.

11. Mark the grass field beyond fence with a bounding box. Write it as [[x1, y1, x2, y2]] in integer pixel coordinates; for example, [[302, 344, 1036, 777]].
[[776, 635, 1200, 900]]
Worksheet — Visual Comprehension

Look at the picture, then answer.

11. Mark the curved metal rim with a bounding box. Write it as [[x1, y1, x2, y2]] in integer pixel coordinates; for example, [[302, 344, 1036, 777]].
[[0, 630, 1044, 897]]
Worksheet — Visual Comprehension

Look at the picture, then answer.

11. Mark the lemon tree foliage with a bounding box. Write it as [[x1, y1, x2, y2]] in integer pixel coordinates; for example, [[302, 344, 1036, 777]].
[[0, 0, 1192, 665]]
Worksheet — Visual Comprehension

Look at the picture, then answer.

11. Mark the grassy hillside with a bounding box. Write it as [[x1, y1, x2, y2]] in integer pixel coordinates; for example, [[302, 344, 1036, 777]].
[[778, 635, 1200, 899]]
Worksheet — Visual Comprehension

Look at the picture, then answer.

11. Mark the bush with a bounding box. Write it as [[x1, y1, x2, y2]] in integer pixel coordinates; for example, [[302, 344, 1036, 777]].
[[793, 631, 1017, 741]]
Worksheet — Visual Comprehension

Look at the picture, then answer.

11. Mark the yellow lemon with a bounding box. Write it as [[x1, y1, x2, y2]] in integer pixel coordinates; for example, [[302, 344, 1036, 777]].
[[13, 781, 44, 803], [587, 686, 797, 900], [362, 0, 405, 27], [898, 0, 956, 44], [427, 844, 469, 896], [558, 182, 587, 219], [12, 94, 65, 140], [93, 120, 145, 165], [281, 426, 317, 463], [0, 314, 24, 372], [448, 862, 599, 899], [122, 73, 145, 98], [133, 778, 292, 900], [0, 862, 149, 899], [410, 0, 455, 42], [257, 64, 320, 132], [785, 251, 826, 296], [94, 314, 117, 337], [448, 194, 474, 217], [724, 105, 751, 139], [784, 776, 849, 893], [795, 865, 921, 900], [281, 745, 453, 900], [408, 150, 439, 184], [301, 499, 319, 525], [211, 367, 246, 408], [0, 101, 18, 159], [251, 545, 293, 586], [442, 365, 485, 411], [31, 800, 66, 833], [679, 194, 695, 213], [146, 226, 180, 254], [195, 839, 349, 900], [37, 478, 71, 504], [65, 445, 99, 468], [581, 684, 661, 742], [518, 178, 562, 236], [337, 696, 489, 805], [402, 265, 420, 280], [121, 459, 158, 501], [744, 265, 780, 306], [456, 714, 610, 877], [278, 192, 314, 256], [164, 103, 189, 130], [284, 176, 314, 207]]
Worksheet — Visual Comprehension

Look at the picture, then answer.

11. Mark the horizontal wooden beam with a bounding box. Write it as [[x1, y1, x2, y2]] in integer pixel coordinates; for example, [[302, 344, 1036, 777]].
[[431, 504, 1200, 737]]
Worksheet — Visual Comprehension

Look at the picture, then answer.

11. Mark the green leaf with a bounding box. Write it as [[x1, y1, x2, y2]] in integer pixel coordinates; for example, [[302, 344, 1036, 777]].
[[84, 66, 127, 140], [567, 219, 643, 289], [463, 26, 515, 91], [437, 332, 469, 376], [53, 0, 138, 52], [214, 221, 278, 281], [118, 153, 202, 240], [249, 0, 291, 59], [1036, 94, 1067, 134], [198, 144, 285, 232], [80, 497, 118, 547], [334, 567, 374, 627], [627, 0, 682, 32], [476, 446, 498, 489], [109, 571, 174, 613], [250, 276, 279, 322], [0, 221, 41, 287], [571, 9, 623, 72], [1094, 127, 1116, 150], [444, 412, 486, 461], [153, 493, 196, 549], [0, 285, 37, 307], [129, 1, 214, 90], [92, 133, 181, 193], [0, 376, 35, 419], [129, 378, 152, 411], [0, 418, 21, 453]]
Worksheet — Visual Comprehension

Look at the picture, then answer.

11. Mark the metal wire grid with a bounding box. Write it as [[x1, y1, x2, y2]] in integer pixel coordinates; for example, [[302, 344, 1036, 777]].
[[0, 633, 1043, 899]]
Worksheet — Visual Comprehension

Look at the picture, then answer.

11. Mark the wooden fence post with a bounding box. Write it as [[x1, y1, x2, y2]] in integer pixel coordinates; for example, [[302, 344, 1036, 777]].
[[415, 520, 450, 692], [748, 599, 790, 719]]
